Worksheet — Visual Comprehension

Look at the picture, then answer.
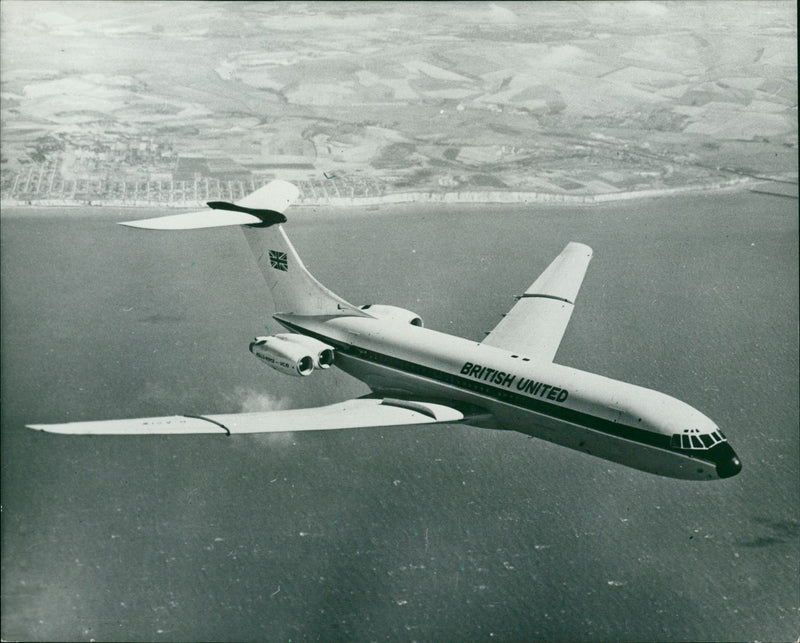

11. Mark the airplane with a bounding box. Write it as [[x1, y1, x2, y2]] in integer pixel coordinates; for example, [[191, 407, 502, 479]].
[[27, 180, 742, 481]]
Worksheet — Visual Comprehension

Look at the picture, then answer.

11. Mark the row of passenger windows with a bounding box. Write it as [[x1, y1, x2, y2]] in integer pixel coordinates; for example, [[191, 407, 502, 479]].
[[670, 430, 725, 450]]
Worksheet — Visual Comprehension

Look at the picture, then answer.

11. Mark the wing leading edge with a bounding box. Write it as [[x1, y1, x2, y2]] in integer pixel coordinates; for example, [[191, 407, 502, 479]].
[[482, 242, 593, 362], [26, 397, 470, 435]]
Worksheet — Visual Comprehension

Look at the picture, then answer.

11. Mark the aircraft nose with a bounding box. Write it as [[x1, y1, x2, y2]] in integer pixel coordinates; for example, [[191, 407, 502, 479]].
[[714, 442, 742, 479]]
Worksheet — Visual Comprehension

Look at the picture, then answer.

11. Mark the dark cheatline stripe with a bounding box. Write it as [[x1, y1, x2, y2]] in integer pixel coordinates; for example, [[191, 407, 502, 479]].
[[275, 319, 673, 446], [206, 201, 287, 227], [279, 319, 736, 469], [275, 318, 731, 471]]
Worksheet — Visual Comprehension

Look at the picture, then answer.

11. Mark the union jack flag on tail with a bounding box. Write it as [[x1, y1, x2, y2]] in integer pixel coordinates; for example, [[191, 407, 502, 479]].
[[269, 250, 288, 271]]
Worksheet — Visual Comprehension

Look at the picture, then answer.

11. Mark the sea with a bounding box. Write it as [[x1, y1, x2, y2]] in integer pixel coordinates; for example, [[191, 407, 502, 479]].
[[2, 190, 798, 641]]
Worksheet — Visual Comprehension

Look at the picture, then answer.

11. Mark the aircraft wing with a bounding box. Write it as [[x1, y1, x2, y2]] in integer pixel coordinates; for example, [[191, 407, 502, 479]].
[[481, 242, 593, 362], [26, 397, 475, 435]]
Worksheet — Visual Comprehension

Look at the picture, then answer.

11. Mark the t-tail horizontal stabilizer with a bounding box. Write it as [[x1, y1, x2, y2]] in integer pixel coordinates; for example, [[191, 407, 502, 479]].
[[120, 180, 299, 230]]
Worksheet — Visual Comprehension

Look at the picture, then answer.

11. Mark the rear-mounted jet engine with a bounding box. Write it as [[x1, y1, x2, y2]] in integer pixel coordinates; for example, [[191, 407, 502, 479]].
[[249, 334, 335, 377]]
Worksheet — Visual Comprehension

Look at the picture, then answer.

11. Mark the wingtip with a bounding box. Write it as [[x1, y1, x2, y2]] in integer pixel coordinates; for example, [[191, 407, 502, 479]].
[[566, 241, 593, 256], [27, 422, 84, 434]]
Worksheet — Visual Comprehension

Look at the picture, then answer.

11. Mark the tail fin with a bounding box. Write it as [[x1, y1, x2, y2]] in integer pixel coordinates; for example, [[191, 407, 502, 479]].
[[121, 180, 366, 317]]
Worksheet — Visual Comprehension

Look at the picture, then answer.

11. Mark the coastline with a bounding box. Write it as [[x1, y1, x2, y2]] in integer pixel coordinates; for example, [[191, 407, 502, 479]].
[[0, 177, 757, 213]]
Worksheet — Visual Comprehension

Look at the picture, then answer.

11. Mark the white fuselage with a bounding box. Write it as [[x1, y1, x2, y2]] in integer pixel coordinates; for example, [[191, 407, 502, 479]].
[[274, 313, 741, 480]]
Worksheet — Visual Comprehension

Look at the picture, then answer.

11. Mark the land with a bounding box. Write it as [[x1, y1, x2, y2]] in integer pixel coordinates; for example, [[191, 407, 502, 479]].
[[1, 2, 797, 206]]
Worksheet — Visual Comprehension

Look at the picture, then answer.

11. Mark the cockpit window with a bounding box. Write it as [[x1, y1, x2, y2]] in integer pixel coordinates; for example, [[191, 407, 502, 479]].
[[672, 428, 725, 451]]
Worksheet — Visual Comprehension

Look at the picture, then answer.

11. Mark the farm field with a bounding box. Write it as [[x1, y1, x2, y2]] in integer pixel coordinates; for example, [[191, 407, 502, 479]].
[[1, 2, 796, 204]]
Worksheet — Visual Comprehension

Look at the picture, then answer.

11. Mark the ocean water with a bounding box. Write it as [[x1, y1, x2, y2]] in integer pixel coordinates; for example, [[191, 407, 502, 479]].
[[2, 191, 798, 641]]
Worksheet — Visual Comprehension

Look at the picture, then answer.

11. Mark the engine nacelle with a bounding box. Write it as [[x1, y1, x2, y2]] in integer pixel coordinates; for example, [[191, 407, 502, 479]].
[[359, 304, 424, 327], [277, 334, 335, 369], [249, 334, 335, 377]]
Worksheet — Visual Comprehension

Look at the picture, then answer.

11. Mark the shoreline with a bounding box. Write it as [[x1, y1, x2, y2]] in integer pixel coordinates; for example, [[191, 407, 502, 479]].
[[0, 177, 768, 213]]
